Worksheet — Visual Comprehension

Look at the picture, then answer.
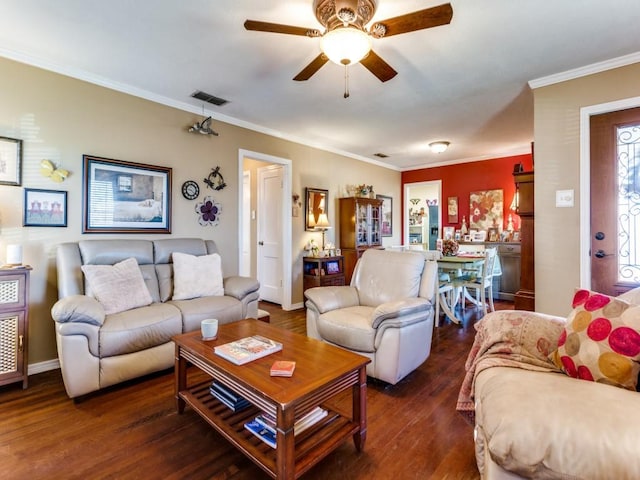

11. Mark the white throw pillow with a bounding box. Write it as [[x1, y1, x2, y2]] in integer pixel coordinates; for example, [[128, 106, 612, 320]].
[[172, 252, 224, 300], [81, 257, 153, 315]]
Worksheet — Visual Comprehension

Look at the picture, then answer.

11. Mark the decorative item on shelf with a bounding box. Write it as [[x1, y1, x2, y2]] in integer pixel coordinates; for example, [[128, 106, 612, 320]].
[[203, 166, 226, 191], [315, 212, 331, 250], [441, 238, 459, 256], [460, 215, 468, 235], [355, 184, 373, 197], [195, 196, 221, 226], [40, 159, 69, 183], [181, 180, 200, 200], [5, 244, 23, 266], [304, 238, 320, 257]]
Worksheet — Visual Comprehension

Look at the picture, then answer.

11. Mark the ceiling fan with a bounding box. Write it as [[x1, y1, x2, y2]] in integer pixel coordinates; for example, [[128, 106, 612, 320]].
[[244, 0, 453, 87]]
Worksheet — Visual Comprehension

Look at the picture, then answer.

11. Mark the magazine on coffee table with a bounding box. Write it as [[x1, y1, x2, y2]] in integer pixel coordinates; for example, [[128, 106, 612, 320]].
[[214, 335, 283, 365]]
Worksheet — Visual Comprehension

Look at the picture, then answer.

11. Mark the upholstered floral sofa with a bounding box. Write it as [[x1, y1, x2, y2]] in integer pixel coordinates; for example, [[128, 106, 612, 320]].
[[458, 287, 640, 479], [51, 238, 259, 398]]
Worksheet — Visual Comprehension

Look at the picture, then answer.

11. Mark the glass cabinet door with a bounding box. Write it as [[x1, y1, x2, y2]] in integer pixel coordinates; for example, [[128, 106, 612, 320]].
[[356, 203, 369, 246], [370, 203, 381, 245]]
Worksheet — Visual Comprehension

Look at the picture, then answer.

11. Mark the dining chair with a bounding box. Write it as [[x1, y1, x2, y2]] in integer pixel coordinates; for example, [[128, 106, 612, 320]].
[[456, 247, 497, 315]]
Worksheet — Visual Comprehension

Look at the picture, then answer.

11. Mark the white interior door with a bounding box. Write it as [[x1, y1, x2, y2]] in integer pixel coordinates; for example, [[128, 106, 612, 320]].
[[257, 165, 283, 304]]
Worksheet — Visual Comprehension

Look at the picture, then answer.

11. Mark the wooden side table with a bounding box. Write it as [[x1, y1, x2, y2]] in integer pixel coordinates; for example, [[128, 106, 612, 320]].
[[303, 256, 345, 292], [0, 267, 31, 389]]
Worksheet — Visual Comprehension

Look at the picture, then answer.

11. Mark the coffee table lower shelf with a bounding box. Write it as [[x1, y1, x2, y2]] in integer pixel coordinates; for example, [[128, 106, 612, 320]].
[[179, 382, 359, 479]]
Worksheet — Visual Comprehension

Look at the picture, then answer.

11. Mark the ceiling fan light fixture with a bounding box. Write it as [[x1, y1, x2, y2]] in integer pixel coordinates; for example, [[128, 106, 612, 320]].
[[320, 26, 371, 65], [429, 141, 450, 153]]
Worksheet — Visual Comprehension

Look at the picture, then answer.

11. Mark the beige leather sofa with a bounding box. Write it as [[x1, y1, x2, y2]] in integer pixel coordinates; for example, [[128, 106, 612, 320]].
[[304, 249, 438, 385], [468, 287, 640, 479], [51, 238, 259, 398]]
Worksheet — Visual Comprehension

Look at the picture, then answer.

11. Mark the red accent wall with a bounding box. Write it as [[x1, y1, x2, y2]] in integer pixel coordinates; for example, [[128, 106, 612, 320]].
[[401, 153, 533, 239]]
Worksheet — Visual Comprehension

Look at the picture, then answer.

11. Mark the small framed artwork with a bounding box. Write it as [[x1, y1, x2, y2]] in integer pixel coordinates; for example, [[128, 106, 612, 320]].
[[23, 188, 68, 227], [443, 226, 455, 240], [454, 230, 462, 241], [326, 260, 340, 274], [82, 155, 172, 233], [0, 136, 23, 186], [464, 235, 471, 242], [512, 231, 521, 242], [447, 196, 458, 223], [500, 230, 512, 242], [488, 227, 499, 242], [376, 194, 392, 237]]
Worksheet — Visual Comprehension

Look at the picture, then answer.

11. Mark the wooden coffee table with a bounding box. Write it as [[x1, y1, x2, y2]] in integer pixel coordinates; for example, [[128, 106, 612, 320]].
[[173, 319, 370, 479]]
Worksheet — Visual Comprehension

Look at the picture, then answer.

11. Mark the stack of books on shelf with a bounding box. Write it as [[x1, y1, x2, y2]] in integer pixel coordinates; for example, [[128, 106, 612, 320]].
[[209, 381, 250, 412], [244, 406, 328, 449]]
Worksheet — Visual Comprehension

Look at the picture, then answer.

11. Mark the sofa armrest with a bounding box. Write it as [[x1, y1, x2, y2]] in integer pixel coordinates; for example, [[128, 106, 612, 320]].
[[223, 276, 260, 300], [371, 297, 431, 328], [304, 286, 360, 314], [51, 295, 106, 326]]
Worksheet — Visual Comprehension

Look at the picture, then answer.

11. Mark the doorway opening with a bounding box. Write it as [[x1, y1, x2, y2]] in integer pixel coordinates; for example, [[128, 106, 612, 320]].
[[403, 180, 442, 249], [238, 149, 292, 310]]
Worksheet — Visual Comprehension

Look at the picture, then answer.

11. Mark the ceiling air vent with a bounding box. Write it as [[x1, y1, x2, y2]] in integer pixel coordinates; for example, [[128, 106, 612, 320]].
[[373, 153, 389, 158], [191, 90, 229, 106]]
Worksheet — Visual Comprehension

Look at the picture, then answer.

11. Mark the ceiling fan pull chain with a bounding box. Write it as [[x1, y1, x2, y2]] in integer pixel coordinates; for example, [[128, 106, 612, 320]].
[[344, 64, 350, 99]]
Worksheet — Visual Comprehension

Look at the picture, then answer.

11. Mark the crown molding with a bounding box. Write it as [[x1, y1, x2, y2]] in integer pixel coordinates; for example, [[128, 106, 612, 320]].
[[529, 51, 640, 89], [0, 47, 400, 171]]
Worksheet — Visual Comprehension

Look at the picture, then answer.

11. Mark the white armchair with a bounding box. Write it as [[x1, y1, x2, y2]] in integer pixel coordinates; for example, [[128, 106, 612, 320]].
[[304, 249, 438, 385]]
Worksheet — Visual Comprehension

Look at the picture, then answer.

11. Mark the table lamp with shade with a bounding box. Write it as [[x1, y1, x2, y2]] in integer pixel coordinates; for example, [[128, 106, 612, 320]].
[[315, 213, 331, 250]]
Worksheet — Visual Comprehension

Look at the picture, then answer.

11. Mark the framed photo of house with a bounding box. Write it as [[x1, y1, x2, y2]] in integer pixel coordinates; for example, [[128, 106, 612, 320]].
[[0, 136, 22, 186], [23, 188, 67, 227], [82, 155, 172, 233], [377, 194, 392, 237]]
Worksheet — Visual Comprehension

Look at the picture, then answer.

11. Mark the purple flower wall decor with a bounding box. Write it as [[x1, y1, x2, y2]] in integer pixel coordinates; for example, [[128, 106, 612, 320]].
[[195, 196, 221, 226]]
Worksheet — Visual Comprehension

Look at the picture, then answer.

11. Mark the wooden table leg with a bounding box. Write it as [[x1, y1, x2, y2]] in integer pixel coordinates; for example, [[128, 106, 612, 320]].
[[352, 367, 367, 452], [276, 406, 296, 479], [175, 343, 186, 414]]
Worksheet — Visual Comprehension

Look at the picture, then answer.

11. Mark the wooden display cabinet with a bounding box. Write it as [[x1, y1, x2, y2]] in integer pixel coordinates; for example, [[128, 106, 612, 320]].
[[514, 171, 535, 311], [303, 256, 345, 292], [0, 267, 31, 389], [339, 197, 384, 284]]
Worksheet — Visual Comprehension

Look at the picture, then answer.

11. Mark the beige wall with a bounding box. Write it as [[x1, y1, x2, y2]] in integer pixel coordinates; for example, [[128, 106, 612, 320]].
[[0, 57, 400, 367], [534, 62, 640, 315]]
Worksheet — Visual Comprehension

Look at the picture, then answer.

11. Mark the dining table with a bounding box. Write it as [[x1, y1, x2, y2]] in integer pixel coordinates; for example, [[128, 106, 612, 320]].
[[436, 254, 485, 324]]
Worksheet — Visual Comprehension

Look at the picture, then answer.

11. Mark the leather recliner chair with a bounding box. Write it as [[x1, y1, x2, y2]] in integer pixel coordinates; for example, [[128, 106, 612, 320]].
[[304, 249, 438, 385]]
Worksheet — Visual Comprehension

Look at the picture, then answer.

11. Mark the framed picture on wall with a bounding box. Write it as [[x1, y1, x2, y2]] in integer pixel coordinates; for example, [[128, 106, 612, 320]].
[[377, 194, 393, 237], [447, 196, 458, 223], [23, 188, 67, 227], [82, 155, 172, 233], [0, 136, 22, 186]]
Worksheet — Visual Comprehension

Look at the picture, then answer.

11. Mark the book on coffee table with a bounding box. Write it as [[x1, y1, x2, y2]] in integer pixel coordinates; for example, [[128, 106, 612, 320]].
[[270, 360, 296, 377], [214, 335, 283, 365]]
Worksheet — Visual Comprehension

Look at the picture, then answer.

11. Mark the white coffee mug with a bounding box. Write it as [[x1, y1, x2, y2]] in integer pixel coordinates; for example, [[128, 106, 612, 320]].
[[201, 319, 219, 340]]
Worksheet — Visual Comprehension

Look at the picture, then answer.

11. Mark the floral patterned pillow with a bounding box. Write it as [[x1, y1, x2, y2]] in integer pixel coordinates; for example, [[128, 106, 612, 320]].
[[549, 289, 640, 390]]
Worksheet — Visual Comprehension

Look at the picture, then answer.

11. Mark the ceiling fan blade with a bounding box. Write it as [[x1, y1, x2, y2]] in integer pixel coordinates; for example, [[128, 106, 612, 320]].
[[244, 20, 320, 37], [373, 3, 453, 37], [360, 50, 397, 82], [293, 54, 329, 81]]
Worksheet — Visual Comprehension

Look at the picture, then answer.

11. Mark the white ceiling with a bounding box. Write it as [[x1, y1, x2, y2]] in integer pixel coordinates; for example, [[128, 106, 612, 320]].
[[1, 0, 640, 170]]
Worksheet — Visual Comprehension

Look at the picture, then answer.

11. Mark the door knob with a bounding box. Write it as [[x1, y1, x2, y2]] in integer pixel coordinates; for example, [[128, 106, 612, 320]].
[[594, 249, 614, 258], [258, 241, 264, 246]]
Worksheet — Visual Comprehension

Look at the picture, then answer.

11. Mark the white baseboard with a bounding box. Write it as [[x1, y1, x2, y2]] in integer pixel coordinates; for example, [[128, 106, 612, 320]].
[[287, 302, 304, 310], [28, 359, 60, 376]]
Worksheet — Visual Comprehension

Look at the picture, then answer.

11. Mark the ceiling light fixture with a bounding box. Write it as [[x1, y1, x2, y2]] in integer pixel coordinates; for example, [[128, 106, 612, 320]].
[[320, 27, 372, 66], [429, 141, 450, 153]]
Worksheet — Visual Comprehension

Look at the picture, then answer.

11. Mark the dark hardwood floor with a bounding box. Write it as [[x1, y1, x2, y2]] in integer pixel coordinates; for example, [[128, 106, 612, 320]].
[[0, 300, 513, 480]]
